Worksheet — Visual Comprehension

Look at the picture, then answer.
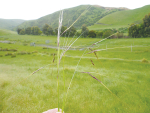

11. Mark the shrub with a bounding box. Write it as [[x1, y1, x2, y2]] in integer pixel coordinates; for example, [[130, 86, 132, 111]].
[[103, 30, 113, 38], [88, 30, 96, 38], [117, 32, 124, 38]]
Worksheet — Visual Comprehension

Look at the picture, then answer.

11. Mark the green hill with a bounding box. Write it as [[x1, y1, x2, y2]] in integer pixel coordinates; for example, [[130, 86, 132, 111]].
[[0, 19, 25, 30], [16, 5, 127, 30], [88, 5, 150, 30], [0, 29, 17, 36]]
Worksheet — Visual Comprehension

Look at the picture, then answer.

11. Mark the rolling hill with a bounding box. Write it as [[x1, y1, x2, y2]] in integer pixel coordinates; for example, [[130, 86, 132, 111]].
[[15, 5, 128, 30], [0, 19, 25, 30], [0, 29, 17, 36], [88, 5, 150, 30]]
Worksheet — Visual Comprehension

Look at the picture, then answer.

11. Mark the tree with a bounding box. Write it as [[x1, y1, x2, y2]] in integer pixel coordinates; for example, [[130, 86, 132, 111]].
[[81, 24, 89, 37], [43, 24, 49, 35], [67, 26, 76, 37], [88, 30, 96, 38], [138, 23, 145, 37], [103, 30, 113, 38], [42, 24, 53, 36], [17, 28, 22, 34], [25, 27, 32, 35], [33, 26, 42, 35], [128, 13, 150, 38], [143, 13, 150, 28], [129, 24, 142, 38], [143, 13, 150, 37], [97, 31, 103, 38], [61, 26, 67, 37], [47, 26, 53, 35], [55, 28, 58, 36], [19, 29, 25, 35], [54, 26, 67, 37]]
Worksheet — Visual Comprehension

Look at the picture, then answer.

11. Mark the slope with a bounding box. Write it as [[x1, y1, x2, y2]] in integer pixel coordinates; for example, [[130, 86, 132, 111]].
[[0, 29, 17, 36], [88, 5, 150, 30], [16, 5, 127, 30], [0, 19, 25, 30]]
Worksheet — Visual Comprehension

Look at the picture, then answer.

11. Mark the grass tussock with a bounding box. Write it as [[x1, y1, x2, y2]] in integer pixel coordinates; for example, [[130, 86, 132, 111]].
[[5, 53, 12, 56], [11, 54, 16, 58], [141, 58, 149, 63], [0, 48, 17, 52]]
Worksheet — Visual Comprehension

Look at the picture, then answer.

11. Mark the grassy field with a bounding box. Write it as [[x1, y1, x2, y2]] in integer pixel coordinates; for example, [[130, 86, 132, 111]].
[[88, 5, 150, 30], [0, 30, 150, 113]]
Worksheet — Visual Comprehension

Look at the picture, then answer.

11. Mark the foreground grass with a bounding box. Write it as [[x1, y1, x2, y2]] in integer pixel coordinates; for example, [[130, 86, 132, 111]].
[[0, 33, 150, 113]]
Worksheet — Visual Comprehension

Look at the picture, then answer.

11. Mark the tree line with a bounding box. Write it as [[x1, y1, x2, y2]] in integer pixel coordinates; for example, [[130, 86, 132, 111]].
[[81, 24, 125, 38], [17, 24, 77, 37], [128, 13, 150, 38], [17, 24, 125, 38], [17, 26, 42, 35]]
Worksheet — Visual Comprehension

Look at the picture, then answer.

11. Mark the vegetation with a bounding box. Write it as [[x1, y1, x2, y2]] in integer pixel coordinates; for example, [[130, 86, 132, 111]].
[[0, 4, 150, 113], [55, 25, 77, 37], [0, 28, 150, 113], [103, 29, 113, 38], [81, 24, 89, 37], [15, 5, 127, 30], [0, 19, 25, 30], [17, 26, 42, 35], [1, 5, 150, 32], [88, 30, 96, 38], [42, 24, 53, 36], [128, 13, 150, 38], [88, 5, 150, 30]]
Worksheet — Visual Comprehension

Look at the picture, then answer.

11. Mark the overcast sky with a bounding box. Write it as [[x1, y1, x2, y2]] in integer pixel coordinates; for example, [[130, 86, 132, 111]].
[[0, 0, 149, 20]]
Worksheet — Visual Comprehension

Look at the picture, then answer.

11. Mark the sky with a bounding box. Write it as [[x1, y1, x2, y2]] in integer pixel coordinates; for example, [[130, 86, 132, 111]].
[[0, 0, 149, 20]]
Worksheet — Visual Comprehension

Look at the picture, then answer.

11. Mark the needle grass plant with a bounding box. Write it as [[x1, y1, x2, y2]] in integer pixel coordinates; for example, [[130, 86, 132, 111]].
[[1, 6, 150, 113]]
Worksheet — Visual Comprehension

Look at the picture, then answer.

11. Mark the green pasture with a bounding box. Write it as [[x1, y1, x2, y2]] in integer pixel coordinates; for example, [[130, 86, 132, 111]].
[[0, 31, 150, 113]]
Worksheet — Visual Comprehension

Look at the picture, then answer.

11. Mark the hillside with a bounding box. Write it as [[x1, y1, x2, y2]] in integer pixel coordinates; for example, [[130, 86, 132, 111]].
[[0, 29, 17, 36], [88, 5, 150, 30], [0, 19, 25, 30], [16, 5, 127, 30]]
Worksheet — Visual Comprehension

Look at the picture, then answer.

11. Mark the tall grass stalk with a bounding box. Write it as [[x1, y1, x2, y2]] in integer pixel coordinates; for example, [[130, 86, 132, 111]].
[[62, 53, 66, 112], [56, 6, 92, 112], [57, 10, 63, 112]]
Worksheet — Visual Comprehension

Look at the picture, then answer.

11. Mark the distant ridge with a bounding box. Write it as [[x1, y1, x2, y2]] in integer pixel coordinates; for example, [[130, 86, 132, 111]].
[[93, 5, 129, 10], [1, 5, 150, 31], [0, 19, 25, 30], [15, 5, 127, 30]]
